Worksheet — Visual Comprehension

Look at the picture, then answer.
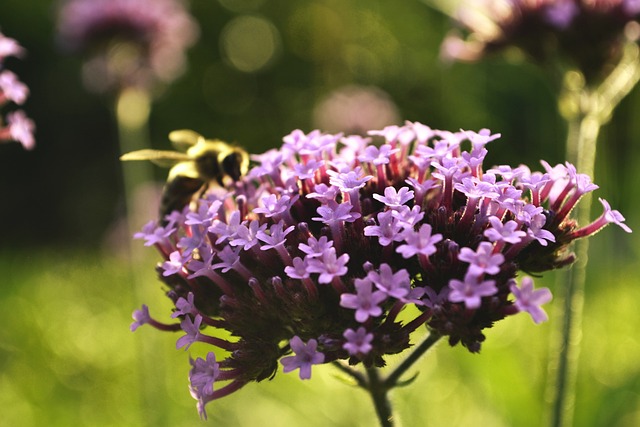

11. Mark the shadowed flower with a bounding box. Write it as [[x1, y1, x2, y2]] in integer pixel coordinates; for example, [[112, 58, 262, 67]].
[[0, 32, 34, 150], [131, 122, 629, 418], [56, 0, 199, 92], [442, 0, 640, 83]]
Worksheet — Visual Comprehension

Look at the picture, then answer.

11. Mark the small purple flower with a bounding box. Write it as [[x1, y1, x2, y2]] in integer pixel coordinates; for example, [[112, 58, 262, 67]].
[[340, 278, 387, 323], [448, 273, 498, 310], [343, 327, 374, 356], [134, 220, 175, 246], [285, 257, 310, 280], [364, 210, 404, 246], [454, 177, 499, 200], [281, 336, 325, 380], [176, 315, 203, 350], [299, 235, 334, 258], [396, 224, 443, 259], [313, 200, 361, 225], [392, 205, 425, 230], [229, 220, 267, 251], [373, 186, 414, 209], [162, 251, 188, 276], [358, 144, 399, 165], [458, 242, 505, 276], [294, 159, 324, 180], [189, 352, 220, 397], [306, 183, 339, 203], [570, 197, 633, 238], [510, 277, 552, 324], [484, 217, 527, 244], [172, 293, 197, 318], [211, 246, 242, 273], [367, 264, 411, 300], [130, 304, 151, 331], [307, 249, 349, 284], [527, 214, 556, 246], [257, 221, 295, 251], [209, 211, 242, 244], [253, 194, 297, 218], [328, 168, 372, 192], [177, 226, 205, 256]]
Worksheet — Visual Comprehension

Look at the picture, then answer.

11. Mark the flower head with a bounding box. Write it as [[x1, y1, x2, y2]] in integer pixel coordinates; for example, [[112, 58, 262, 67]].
[[442, 0, 640, 83], [132, 122, 627, 416], [57, 0, 199, 92]]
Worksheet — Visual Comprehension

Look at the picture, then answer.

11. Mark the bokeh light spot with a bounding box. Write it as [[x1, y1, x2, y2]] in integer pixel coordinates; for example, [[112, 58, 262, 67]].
[[220, 15, 281, 73]]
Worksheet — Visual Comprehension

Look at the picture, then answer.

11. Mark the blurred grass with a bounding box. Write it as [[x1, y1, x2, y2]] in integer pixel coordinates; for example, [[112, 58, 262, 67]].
[[2, 232, 638, 426]]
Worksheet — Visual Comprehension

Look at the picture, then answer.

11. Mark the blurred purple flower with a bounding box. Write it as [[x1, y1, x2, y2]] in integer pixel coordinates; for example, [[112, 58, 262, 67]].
[[441, 0, 640, 82], [57, 0, 199, 92], [0, 33, 34, 150]]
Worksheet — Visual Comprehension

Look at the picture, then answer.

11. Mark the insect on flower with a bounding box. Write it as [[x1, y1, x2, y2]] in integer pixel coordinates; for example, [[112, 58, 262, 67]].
[[121, 130, 249, 220]]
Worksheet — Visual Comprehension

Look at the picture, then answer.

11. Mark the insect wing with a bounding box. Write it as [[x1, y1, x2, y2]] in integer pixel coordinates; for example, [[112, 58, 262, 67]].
[[120, 149, 190, 168], [168, 129, 204, 152]]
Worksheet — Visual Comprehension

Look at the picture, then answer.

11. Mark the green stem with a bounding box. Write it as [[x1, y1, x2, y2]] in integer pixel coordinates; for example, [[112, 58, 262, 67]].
[[116, 87, 153, 236], [367, 367, 394, 427], [384, 330, 442, 388], [549, 41, 640, 427], [335, 331, 441, 427], [549, 114, 598, 427]]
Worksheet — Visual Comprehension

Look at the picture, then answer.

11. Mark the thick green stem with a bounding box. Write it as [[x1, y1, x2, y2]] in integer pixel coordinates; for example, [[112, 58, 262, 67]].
[[367, 367, 394, 427], [549, 114, 598, 427], [116, 87, 153, 236], [549, 42, 640, 427]]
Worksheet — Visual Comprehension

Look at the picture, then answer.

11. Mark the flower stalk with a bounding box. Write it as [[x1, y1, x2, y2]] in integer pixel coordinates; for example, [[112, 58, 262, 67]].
[[550, 40, 640, 427], [334, 331, 442, 427]]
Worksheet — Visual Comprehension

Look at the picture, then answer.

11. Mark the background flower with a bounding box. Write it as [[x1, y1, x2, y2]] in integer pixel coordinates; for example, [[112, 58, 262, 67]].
[[56, 0, 199, 92], [442, 0, 640, 83]]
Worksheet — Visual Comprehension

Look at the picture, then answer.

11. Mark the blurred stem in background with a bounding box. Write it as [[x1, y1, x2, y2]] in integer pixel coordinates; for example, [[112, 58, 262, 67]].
[[116, 87, 153, 238], [115, 87, 161, 427], [548, 40, 640, 427], [334, 331, 442, 427]]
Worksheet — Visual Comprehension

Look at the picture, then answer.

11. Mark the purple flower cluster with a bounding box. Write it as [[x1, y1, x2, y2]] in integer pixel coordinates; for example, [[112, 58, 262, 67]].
[[131, 122, 629, 418], [0, 32, 34, 150], [57, 0, 199, 92], [442, 0, 640, 82]]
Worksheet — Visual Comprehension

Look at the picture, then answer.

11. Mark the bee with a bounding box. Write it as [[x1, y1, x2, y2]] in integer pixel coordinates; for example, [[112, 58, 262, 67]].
[[121, 129, 249, 220]]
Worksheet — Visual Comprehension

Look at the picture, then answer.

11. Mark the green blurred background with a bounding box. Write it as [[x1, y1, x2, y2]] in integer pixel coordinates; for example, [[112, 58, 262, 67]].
[[1, 0, 638, 426]]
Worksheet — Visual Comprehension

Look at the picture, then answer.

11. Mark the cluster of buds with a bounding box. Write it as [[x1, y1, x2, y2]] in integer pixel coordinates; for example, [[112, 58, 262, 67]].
[[441, 0, 640, 83], [131, 122, 629, 418], [0, 32, 34, 150], [56, 0, 199, 92]]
